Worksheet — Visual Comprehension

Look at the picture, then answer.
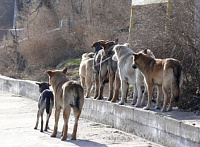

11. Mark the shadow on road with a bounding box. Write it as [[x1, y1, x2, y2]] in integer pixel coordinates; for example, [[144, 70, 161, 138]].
[[42, 130, 108, 147], [68, 139, 108, 147]]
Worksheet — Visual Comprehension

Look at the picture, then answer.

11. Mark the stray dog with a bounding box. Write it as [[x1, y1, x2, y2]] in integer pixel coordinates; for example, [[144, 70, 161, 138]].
[[92, 39, 120, 102], [47, 67, 84, 140], [132, 49, 183, 111], [112, 44, 153, 106], [79, 52, 94, 98], [34, 82, 54, 132]]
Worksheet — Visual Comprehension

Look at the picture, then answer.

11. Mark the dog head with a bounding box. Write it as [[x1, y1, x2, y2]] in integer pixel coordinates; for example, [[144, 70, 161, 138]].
[[46, 67, 69, 88], [36, 82, 50, 93], [132, 49, 154, 69], [91, 40, 107, 54], [100, 39, 118, 55], [82, 52, 94, 60], [112, 43, 132, 61]]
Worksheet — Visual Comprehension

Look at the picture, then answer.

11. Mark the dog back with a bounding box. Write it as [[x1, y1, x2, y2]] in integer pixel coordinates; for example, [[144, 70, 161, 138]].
[[40, 89, 54, 114]]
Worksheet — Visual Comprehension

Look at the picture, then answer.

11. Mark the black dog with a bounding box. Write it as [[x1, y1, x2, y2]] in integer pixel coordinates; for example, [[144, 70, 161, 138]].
[[34, 82, 54, 132]]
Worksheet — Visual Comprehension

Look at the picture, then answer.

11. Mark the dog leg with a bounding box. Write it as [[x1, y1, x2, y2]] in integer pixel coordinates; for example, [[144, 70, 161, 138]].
[[94, 74, 99, 99], [155, 85, 162, 109], [61, 107, 71, 141], [71, 110, 81, 140], [143, 83, 153, 110], [111, 76, 121, 102], [108, 74, 115, 101], [44, 110, 52, 131], [134, 83, 143, 107], [118, 81, 128, 105], [141, 84, 147, 106], [167, 91, 174, 111], [132, 85, 137, 105], [80, 76, 85, 89], [40, 110, 44, 132], [34, 110, 40, 129], [85, 78, 92, 98], [51, 108, 61, 137], [161, 85, 168, 112], [96, 76, 105, 100]]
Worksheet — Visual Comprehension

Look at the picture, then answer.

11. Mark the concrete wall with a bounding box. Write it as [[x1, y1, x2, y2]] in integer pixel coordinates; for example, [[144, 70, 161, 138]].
[[0, 75, 199, 147]]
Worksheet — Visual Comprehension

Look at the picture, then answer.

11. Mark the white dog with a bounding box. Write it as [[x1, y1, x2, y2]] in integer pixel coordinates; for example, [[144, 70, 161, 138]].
[[79, 52, 94, 98], [112, 44, 153, 107]]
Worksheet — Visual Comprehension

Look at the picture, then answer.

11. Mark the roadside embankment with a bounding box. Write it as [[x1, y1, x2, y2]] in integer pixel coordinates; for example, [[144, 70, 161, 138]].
[[0, 75, 199, 147]]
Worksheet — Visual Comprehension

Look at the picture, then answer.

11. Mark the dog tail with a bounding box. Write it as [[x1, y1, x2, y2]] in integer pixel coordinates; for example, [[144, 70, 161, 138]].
[[70, 86, 84, 112], [45, 91, 54, 114], [46, 97, 50, 114], [172, 63, 183, 103]]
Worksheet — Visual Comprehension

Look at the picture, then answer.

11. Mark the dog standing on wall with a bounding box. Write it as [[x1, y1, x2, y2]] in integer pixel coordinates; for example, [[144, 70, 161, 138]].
[[34, 82, 54, 132], [112, 44, 152, 106], [79, 52, 94, 98], [92, 39, 120, 102], [132, 49, 183, 112], [47, 67, 84, 140]]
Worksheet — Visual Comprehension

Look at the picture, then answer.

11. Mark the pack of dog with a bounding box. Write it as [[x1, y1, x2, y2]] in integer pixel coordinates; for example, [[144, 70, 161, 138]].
[[34, 82, 54, 132]]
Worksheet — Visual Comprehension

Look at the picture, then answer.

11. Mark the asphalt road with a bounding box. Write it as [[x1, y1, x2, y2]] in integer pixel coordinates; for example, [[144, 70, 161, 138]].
[[0, 90, 163, 147]]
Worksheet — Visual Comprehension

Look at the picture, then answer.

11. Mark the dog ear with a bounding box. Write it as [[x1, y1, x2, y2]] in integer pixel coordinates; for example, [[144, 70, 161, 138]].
[[62, 67, 68, 74], [115, 38, 118, 43], [100, 42, 108, 50], [46, 70, 53, 77], [143, 49, 148, 54], [91, 42, 97, 48], [133, 52, 137, 56], [112, 54, 118, 61], [36, 82, 41, 86], [48, 82, 51, 86]]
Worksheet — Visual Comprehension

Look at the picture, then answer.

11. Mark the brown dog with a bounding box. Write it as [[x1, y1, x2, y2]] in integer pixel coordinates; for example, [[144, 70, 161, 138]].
[[132, 49, 183, 112], [47, 67, 84, 140], [79, 52, 94, 98]]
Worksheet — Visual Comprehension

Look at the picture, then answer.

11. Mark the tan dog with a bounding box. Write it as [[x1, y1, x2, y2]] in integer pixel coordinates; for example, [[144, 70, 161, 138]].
[[47, 67, 84, 140], [79, 52, 94, 98], [132, 49, 183, 112]]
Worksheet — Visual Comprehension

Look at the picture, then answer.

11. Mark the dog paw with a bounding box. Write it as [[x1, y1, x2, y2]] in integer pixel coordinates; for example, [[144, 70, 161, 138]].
[[130, 102, 135, 105], [161, 108, 166, 112], [34, 127, 37, 130], [50, 134, 57, 137], [107, 98, 112, 101], [167, 107, 172, 111], [111, 99, 116, 103], [96, 97, 103, 100], [155, 106, 161, 109], [143, 106, 150, 110], [134, 104, 140, 107], [61, 137, 66, 141], [40, 130, 43, 132], [71, 137, 76, 140], [118, 101, 124, 105]]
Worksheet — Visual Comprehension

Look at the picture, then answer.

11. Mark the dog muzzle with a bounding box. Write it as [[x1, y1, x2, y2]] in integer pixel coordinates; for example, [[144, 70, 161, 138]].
[[132, 64, 137, 69]]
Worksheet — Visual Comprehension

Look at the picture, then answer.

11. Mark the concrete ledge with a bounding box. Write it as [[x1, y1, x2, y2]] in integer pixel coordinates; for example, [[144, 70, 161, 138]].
[[0, 75, 199, 147]]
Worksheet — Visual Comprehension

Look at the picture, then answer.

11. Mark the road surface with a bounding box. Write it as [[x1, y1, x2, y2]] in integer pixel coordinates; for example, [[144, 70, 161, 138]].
[[0, 90, 163, 147]]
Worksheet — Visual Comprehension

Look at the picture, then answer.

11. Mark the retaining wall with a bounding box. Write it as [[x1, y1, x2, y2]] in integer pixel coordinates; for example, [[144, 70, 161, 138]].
[[0, 75, 199, 147]]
